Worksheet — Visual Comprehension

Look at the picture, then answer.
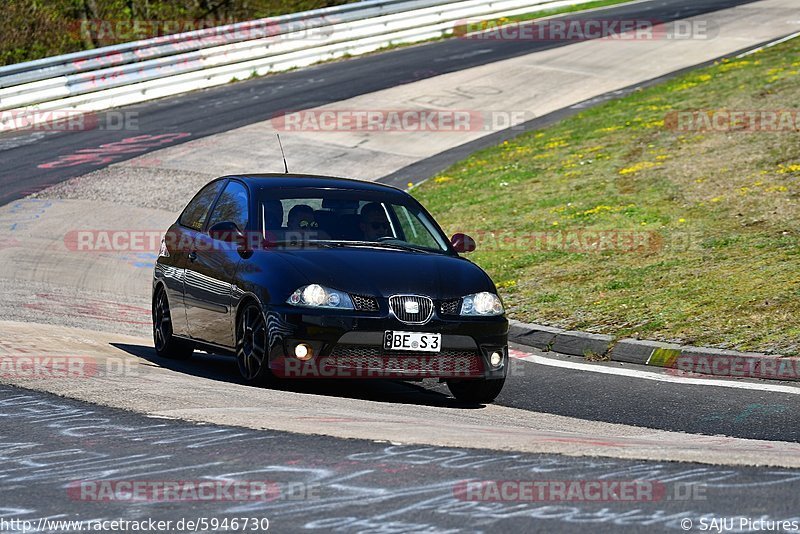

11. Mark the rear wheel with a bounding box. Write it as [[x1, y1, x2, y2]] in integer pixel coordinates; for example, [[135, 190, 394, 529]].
[[447, 377, 505, 404], [236, 302, 273, 384], [152, 287, 194, 359]]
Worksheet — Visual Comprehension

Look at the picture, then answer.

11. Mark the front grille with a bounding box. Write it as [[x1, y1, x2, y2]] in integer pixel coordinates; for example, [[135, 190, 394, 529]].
[[440, 298, 461, 315], [351, 294, 379, 311], [389, 295, 433, 325], [328, 344, 484, 378]]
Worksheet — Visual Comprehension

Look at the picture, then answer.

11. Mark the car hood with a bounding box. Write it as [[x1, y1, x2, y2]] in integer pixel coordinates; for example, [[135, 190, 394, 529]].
[[273, 246, 495, 298]]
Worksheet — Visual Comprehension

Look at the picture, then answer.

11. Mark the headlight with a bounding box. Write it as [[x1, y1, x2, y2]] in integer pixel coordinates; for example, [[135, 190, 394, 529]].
[[287, 284, 354, 309], [460, 292, 504, 316]]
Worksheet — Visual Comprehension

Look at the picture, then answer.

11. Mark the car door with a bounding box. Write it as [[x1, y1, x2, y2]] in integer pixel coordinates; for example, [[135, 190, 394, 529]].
[[184, 179, 250, 347], [162, 179, 225, 338]]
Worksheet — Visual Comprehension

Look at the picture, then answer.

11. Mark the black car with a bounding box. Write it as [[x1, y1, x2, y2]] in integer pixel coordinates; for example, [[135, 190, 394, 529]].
[[152, 174, 508, 403]]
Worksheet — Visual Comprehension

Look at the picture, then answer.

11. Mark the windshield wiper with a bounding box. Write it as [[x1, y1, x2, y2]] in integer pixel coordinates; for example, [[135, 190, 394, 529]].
[[317, 240, 440, 254], [264, 240, 332, 248]]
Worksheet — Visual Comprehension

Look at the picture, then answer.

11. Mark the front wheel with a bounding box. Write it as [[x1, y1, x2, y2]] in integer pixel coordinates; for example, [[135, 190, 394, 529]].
[[236, 302, 274, 385], [447, 377, 505, 404], [152, 287, 195, 359]]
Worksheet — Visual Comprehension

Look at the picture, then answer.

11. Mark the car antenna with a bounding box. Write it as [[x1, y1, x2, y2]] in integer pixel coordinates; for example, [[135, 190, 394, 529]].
[[276, 134, 289, 174]]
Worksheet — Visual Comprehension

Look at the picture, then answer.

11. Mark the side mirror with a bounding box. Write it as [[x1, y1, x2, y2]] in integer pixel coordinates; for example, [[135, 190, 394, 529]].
[[209, 221, 245, 250], [451, 233, 476, 253]]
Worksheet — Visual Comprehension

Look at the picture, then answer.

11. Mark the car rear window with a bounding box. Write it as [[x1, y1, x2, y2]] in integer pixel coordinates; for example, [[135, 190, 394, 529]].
[[180, 180, 225, 231]]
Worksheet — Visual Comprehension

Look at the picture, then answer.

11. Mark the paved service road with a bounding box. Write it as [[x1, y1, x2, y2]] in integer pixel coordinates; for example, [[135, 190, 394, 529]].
[[0, 0, 777, 204]]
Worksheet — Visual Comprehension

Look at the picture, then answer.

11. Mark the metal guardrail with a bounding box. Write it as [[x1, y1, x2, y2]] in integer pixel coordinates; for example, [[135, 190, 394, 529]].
[[0, 0, 594, 130]]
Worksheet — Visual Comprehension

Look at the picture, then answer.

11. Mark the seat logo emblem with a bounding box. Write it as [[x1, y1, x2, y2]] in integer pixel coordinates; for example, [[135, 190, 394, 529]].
[[404, 301, 419, 314]]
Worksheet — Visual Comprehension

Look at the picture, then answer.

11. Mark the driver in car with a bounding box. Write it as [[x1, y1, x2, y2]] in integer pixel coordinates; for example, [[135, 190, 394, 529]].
[[287, 205, 317, 230], [359, 202, 392, 241]]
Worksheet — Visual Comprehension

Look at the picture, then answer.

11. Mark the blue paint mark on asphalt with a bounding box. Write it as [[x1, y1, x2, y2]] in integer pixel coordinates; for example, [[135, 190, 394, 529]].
[[2, 199, 56, 231]]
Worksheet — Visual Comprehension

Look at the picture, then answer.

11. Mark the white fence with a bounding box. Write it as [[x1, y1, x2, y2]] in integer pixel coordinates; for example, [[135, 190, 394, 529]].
[[0, 0, 594, 130]]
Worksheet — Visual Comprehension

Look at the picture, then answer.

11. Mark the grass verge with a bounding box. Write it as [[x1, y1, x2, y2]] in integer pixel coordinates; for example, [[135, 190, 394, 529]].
[[412, 37, 800, 354]]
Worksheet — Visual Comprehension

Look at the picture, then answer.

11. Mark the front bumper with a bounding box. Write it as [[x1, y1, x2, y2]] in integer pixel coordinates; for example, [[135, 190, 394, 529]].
[[265, 305, 508, 380]]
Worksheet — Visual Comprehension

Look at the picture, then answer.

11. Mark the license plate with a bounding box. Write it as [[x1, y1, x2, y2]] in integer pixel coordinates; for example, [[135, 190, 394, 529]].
[[384, 331, 441, 352]]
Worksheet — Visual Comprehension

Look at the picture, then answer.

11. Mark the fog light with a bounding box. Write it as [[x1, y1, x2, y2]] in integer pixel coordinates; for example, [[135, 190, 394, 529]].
[[489, 351, 503, 367], [294, 343, 313, 361]]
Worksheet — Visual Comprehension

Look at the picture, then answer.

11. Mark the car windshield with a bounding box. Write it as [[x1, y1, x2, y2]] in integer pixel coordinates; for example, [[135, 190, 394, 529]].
[[259, 187, 450, 253]]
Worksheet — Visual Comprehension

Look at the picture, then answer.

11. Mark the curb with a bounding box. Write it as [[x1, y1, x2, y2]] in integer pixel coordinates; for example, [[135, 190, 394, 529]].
[[508, 319, 800, 383]]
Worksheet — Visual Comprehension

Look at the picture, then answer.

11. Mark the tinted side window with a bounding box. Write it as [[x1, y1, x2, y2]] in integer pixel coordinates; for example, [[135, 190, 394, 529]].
[[179, 181, 225, 231], [207, 181, 249, 232], [392, 205, 440, 249]]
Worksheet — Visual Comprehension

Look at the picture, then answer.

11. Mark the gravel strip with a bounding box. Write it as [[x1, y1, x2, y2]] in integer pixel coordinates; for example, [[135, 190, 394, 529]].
[[33, 165, 215, 212]]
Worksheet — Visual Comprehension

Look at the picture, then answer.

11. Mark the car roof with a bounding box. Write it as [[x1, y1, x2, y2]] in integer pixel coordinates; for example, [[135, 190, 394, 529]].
[[228, 173, 405, 193]]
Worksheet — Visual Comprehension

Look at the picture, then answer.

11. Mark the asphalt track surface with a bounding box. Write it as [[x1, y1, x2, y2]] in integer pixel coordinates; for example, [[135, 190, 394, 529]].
[[118, 341, 800, 445], [0, 0, 768, 204], [4, 384, 800, 534], [478, 347, 800, 444]]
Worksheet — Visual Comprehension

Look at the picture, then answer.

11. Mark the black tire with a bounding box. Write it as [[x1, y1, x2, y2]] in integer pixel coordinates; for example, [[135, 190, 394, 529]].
[[236, 302, 274, 385], [447, 377, 506, 404], [152, 286, 195, 359]]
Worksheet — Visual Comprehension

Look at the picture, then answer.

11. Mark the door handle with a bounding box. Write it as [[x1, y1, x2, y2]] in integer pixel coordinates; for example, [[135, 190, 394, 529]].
[[187, 251, 197, 262]]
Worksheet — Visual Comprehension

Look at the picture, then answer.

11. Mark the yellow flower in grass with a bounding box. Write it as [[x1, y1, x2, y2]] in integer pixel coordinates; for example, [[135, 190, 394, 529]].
[[619, 161, 660, 175], [778, 164, 800, 175], [670, 81, 698, 92], [644, 119, 665, 129], [582, 205, 613, 216], [545, 139, 569, 149], [765, 185, 788, 193]]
